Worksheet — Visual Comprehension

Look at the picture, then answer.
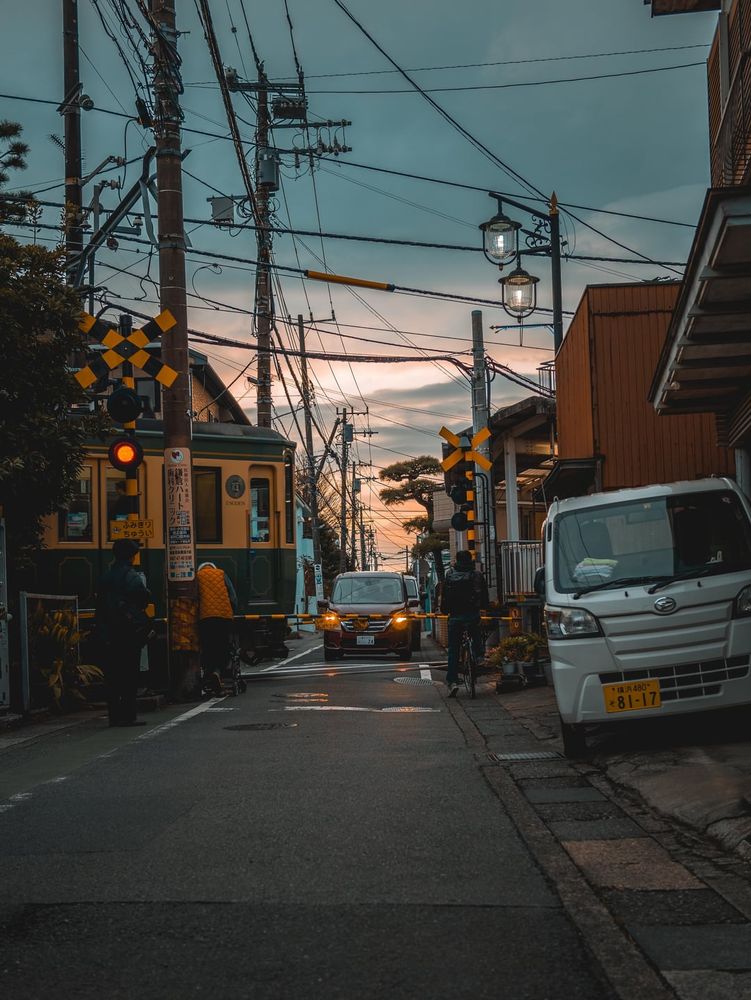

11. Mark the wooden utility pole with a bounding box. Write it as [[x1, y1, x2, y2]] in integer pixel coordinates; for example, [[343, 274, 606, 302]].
[[150, 0, 200, 697], [255, 70, 273, 428], [62, 0, 83, 283], [298, 315, 321, 567], [359, 503, 367, 570]]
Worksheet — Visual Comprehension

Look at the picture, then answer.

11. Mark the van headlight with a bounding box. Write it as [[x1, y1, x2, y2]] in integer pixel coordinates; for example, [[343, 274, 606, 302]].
[[545, 606, 600, 638], [735, 585, 751, 618], [390, 614, 409, 628]]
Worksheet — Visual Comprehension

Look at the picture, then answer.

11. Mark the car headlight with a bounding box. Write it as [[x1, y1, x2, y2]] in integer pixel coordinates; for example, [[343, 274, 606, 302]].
[[545, 606, 600, 638], [390, 614, 409, 628], [735, 584, 751, 617], [321, 613, 340, 629]]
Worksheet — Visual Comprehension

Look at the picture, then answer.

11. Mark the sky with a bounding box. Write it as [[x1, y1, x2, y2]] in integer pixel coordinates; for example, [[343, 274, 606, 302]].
[[0, 0, 721, 562]]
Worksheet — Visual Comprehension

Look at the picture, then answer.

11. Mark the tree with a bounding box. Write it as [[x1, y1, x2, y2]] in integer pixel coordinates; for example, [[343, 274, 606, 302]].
[[378, 456, 448, 581], [0, 234, 97, 590], [0, 121, 33, 225]]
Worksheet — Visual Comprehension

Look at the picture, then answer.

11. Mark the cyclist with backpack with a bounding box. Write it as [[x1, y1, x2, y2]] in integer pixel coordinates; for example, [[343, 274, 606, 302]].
[[440, 550, 489, 697]]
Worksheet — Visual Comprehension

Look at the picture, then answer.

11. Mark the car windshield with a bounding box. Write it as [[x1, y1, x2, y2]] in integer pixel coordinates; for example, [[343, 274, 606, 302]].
[[553, 490, 751, 595], [332, 576, 403, 605]]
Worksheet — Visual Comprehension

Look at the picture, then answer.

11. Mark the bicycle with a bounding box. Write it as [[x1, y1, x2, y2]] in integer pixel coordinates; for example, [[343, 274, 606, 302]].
[[457, 627, 477, 700]]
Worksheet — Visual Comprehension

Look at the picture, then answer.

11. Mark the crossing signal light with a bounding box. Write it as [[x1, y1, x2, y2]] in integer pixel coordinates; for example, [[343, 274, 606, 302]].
[[108, 436, 143, 472], [107, 387, 143, 425], [450, 476, 475, 532]]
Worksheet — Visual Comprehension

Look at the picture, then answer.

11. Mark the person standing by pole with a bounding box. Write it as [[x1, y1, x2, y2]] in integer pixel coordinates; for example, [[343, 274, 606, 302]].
[[95, 539, 152, 726]]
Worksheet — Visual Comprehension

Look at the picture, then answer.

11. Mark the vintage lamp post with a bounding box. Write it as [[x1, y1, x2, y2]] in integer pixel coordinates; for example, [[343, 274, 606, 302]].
[[479, 192, 564, 353]]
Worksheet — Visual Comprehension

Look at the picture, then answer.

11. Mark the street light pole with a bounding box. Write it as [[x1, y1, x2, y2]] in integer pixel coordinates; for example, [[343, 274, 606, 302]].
[[483, 191, 564, 354]]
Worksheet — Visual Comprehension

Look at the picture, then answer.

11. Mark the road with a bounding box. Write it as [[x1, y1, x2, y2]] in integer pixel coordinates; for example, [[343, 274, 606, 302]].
[[1, 638, 750, 998]]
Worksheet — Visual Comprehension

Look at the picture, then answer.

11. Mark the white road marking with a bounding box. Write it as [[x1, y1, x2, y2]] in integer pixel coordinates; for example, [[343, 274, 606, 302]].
[[137, 697, 225, 740], [419, 665, 433, 680], [0, 804, 14, 813], [10, 792, 32, 802], [262, 644, 323, 671]]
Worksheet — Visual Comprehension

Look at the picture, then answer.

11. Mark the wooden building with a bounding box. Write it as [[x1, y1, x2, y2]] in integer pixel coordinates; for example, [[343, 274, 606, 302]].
[[546, 281, 735, 497]]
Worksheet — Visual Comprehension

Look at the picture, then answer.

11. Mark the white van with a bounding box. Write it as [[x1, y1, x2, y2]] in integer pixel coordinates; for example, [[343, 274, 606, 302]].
[[540, 478, 751, 756]]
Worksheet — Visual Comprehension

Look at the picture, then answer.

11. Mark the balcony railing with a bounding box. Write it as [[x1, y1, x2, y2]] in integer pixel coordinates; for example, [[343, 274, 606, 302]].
[[711, 51, 751, 186], [498, 540, 543, 603]]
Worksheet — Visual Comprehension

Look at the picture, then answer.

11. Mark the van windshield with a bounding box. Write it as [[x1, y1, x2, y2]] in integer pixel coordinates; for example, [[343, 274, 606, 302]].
[[554, 490, 751, 594], [332, 576, 403, 605]]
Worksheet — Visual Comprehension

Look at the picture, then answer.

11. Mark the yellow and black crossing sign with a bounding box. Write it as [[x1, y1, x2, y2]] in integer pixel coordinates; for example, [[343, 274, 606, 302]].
[[438, 426, 492, 472], [74, 310, 179, 390]]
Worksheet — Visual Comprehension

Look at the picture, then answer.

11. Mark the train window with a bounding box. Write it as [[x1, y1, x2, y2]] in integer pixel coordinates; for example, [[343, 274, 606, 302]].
[[284, 453, 294, 544], [106, 471, 129, 541], [250, 477, 271, 543], [193, 468, 222, 544], [58, 467, 93, 542]]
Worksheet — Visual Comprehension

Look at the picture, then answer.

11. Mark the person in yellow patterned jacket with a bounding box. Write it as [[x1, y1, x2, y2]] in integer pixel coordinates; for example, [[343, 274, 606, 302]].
[[197, 562, 239, 695]]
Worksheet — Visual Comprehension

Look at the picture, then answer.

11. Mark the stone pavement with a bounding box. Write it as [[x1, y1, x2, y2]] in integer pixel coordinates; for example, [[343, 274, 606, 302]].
[[495, 680, 751, 861], [440, 676, 751, 1000]]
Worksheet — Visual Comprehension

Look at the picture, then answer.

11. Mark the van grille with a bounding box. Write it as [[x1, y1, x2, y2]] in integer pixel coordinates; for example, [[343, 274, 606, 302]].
[[340, 618, 389, 634], [599, 655, 750, 702]]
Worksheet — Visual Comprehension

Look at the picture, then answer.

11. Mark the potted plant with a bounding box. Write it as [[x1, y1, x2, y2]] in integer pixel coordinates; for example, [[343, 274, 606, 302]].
[[487, 632, 549, 691]]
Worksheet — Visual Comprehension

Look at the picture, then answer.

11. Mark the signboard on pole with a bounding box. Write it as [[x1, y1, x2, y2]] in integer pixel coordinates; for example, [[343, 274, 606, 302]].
[[110, 519, 155, 540], [313, 562, 324, 600], [165, 447, 195, 581]]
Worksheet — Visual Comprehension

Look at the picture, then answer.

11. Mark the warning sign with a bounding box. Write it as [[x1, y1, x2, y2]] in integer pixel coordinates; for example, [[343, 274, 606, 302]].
[[165, 447, 195, 581], [110, 519, 154, 540]]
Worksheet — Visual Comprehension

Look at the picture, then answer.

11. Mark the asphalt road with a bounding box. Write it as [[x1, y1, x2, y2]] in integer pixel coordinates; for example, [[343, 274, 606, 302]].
[[0, 640, 616, 999]]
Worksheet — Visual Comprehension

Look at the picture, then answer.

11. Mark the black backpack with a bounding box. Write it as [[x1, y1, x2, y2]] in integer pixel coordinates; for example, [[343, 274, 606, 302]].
[[443, 569, 482, 616]]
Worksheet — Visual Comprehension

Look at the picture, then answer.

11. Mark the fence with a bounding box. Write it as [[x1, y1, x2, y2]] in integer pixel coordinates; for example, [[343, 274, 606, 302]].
[[498, 541, 543, 604]]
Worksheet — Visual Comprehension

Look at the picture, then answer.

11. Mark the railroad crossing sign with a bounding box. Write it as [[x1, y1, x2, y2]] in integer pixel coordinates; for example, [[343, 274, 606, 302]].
[[439, 426, 492, 471], [74, 310, 179, 390], [110, 518, 155, 540]]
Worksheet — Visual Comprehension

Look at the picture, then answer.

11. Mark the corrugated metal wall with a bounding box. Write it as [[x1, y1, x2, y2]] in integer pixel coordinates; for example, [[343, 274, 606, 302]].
[[556, 292, 594, 459], [556, 283, 735, 490]]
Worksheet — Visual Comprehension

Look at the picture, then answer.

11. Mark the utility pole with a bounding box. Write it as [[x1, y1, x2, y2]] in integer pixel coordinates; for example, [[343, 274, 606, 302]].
[[254, 68, 273, 428], [150, 0, 200, 698], [471, 310, 497, 600], [339, 408, 349, 572], [350, 461, 359, 571], [62, 0, 83, 284], [297, 315, 320, 567], [359, 504, 367, 571]]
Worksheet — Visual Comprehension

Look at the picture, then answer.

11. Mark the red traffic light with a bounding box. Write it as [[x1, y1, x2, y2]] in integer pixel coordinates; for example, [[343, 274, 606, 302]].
[[108, 436, 143, 471]]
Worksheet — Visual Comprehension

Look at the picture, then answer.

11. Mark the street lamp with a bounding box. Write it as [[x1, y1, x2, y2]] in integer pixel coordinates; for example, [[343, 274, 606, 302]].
[[479, 200, 520, 266], [500, 256, 539, 319], [480, 192, 564, 353]]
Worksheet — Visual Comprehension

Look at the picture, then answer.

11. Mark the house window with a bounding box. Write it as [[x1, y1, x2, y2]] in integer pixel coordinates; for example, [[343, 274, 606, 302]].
[[193, 467, 222, 544], [250, 477, 271, 543], [59, 467, 93, 541]]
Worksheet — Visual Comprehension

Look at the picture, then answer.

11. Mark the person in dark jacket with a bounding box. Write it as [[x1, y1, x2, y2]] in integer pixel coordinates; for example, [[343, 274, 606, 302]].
[[95, 539, 151, 726], [440, 550, 489, 697]]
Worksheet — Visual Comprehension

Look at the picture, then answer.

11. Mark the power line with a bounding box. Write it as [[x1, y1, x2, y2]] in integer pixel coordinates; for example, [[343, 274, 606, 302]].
[[305, 61, 705, 95]]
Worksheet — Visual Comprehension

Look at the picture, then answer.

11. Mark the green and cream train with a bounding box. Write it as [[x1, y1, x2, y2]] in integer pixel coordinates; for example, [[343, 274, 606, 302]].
[[37, 419, 297, 657]]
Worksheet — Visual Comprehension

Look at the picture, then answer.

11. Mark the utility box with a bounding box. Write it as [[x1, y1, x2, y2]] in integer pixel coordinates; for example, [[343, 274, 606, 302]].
[[258, 149, 280, 191]]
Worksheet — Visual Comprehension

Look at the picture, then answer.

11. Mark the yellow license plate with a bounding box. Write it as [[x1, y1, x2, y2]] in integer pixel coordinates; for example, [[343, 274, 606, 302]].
[[602, 678, 661, 714]]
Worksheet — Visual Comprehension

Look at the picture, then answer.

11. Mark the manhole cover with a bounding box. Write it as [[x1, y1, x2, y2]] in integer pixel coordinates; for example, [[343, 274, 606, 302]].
[[393, 676, 433, 686], [487, 751, 562, 762], [224, 723, 298, 731]]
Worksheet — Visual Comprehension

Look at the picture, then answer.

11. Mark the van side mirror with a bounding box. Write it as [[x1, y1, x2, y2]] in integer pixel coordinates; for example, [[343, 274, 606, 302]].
[[533, 566, 545, 600], [317, 600, 329, 613]]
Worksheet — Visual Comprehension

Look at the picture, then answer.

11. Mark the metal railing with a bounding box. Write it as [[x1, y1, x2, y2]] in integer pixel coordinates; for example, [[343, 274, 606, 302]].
[[498, 540, 543, 603], [711, 50, 751, 186]]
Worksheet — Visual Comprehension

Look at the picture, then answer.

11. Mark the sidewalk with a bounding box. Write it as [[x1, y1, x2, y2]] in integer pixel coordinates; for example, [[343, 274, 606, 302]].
[[497, 681, 751, 861]]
